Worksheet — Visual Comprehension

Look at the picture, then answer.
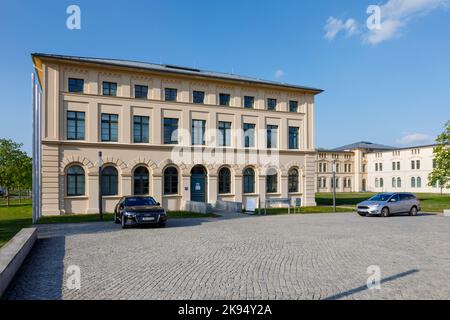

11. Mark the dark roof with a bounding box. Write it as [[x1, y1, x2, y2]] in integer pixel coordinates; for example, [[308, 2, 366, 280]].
[[32, 53, 323, 94], [332, 141, 396, 151]]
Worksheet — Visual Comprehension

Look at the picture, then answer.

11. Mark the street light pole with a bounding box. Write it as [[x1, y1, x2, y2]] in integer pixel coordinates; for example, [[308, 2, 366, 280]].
[[332, 159, 336, 213], [98, 151, 103, 221]]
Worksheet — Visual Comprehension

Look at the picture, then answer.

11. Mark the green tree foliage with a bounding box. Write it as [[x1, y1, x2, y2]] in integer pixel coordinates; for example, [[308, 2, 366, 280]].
[[428, 121, 450, 193], [0, 139, 32, 206]]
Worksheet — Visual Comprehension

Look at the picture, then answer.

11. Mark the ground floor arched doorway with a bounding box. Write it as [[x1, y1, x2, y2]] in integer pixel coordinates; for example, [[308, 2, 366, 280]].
[[362, 179, 366, 192], [191, 165, 207, 202]]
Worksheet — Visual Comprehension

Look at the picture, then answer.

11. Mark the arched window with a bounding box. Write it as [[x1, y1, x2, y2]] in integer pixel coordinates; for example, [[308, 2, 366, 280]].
[[134, 166, 149, 195], [417, 177, 422, 188], [397, 177, 402, 188], [411, 177, 416, 188], [67, 165, 85, 196], [218, 167, 231, 194], [266, 169, 278, 193], [392, 177, 396, 188], [243, 168, 255, 194], [164, 167, 178, 195], [101, 166, 118, 196], [288, 168, 299, 193], [375, 178, 379, 188], [380, 178, 384, 188]]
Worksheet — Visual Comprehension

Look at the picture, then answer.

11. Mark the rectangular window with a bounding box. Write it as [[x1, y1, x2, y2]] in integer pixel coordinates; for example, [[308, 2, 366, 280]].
[[375, 163, 378, 171], [416, 160, 421, 170], [218, 121, 231, 147], [163, 118, 179, 144], [266, 125, 278, 149], [67, 111, 85, 140], [392, 162, 396, 171], [134, 85, 148, 99], [267, 98, 277, 111], [411, 160, 415, 170], [165, 88, 178, 101], [102, 82, 117, 96], [288, 127, 299, 149], [243, 123, 255, 148], [244, 96, 254, 108], [193, 91, 205, 104], [101, 113, 118, 142], [133, 116, 149, 143], [397, 162, 400, 170], [379, 163, 383, 171], [289, 100, 298, 113], [192, 119, 206, 145], [68, 78, 84, 93], [266, 174, 278, 193], [219, 93, 231, 106]]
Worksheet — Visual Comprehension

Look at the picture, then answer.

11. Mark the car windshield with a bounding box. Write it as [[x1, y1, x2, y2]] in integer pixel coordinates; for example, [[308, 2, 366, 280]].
[[368, 194, 393, 202], [124, 197, 157, 206]]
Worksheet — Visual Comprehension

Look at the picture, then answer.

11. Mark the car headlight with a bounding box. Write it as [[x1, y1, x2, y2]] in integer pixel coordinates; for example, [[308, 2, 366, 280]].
[[369, 204, 380, 209], [124, 212, 136, 217]]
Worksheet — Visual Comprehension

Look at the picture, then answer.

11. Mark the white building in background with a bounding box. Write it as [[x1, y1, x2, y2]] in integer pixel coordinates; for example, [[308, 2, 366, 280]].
[[367, 144, 448, 194], [316, 142, 449, 194]]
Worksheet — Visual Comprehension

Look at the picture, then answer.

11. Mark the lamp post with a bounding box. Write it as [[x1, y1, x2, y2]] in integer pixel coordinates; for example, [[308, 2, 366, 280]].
[[98, 151, 103, 221], [332, 159, 336, 213]]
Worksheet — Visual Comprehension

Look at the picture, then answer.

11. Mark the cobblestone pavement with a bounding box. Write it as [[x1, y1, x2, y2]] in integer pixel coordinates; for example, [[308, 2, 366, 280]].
[[4, 213, 450, 300]]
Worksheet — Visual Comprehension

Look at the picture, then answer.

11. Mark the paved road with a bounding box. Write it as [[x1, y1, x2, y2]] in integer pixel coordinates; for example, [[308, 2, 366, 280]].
[[4, 213, 450, 300]]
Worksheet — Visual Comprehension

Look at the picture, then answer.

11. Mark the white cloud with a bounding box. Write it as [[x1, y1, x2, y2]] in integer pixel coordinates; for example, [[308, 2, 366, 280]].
[[325, 0, 450, 45], [324, 17, 359, 40], [274, 69, 284, 79], [365, 0, 450, 44], [396, 132, 436, 145]]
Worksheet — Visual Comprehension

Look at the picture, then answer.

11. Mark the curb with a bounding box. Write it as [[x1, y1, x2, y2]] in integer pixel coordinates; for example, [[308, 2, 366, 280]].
[[0, 228, 37, 297]]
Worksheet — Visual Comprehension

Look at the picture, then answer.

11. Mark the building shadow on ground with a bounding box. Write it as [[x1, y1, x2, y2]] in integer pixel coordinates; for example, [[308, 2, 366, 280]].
[[3, 237, 66, 300], [322, 269, 420, 300]]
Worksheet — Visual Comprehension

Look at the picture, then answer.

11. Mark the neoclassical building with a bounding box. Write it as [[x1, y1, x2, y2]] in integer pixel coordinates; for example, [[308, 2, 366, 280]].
[[32, 53, 322, 215], [315, 142, 449, 194]]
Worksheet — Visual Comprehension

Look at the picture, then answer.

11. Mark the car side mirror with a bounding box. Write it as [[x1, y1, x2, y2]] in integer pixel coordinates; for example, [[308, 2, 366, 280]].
[[156, 202, 161, 206], [119, 204, 124, 210]]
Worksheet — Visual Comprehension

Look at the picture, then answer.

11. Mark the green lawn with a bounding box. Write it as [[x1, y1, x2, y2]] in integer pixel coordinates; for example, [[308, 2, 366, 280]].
[[316, 192, 450, 213], [0, 200, 33, 248]]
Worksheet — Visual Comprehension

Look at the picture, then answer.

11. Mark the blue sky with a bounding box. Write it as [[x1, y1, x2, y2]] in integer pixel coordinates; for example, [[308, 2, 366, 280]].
[[1, 0, 449, 154]]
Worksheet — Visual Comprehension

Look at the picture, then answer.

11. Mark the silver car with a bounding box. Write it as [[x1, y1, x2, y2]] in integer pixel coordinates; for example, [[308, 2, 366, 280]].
[[357, 193, 421, 217]]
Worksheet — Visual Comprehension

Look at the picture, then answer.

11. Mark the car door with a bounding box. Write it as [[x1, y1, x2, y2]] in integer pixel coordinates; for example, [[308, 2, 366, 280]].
[[399, 194, 411, 213], [389, 194, 402, 213]]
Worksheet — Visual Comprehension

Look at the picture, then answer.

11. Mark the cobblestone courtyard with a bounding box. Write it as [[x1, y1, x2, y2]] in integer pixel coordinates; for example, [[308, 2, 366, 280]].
[[4, 213, 450, 300]]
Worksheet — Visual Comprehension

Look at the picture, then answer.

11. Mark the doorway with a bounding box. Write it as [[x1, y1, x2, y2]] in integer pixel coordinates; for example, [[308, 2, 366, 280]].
[[190, 165, 207, 202]]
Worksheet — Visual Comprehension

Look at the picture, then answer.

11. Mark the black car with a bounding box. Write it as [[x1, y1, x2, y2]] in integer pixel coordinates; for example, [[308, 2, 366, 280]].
[[114, 196, 167, 229]]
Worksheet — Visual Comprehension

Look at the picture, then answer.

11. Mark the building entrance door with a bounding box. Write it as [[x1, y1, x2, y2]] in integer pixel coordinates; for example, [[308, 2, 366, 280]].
[[190, 166, 207, 202]]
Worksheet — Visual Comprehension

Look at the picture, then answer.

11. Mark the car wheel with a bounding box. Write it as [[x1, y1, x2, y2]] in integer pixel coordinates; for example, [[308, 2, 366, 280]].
[[381, 207, 390, 217], [121, 214, 128, 229], [409, 206, 418, 216]]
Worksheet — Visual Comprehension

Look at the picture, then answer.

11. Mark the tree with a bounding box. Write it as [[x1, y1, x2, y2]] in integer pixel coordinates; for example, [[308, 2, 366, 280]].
[[428, 120, 450, 194], [0, 139, 31, 206]]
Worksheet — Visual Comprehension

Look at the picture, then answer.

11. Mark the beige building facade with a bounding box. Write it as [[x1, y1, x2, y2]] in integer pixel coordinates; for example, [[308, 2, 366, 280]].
[[32, 53, 322, 215]]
